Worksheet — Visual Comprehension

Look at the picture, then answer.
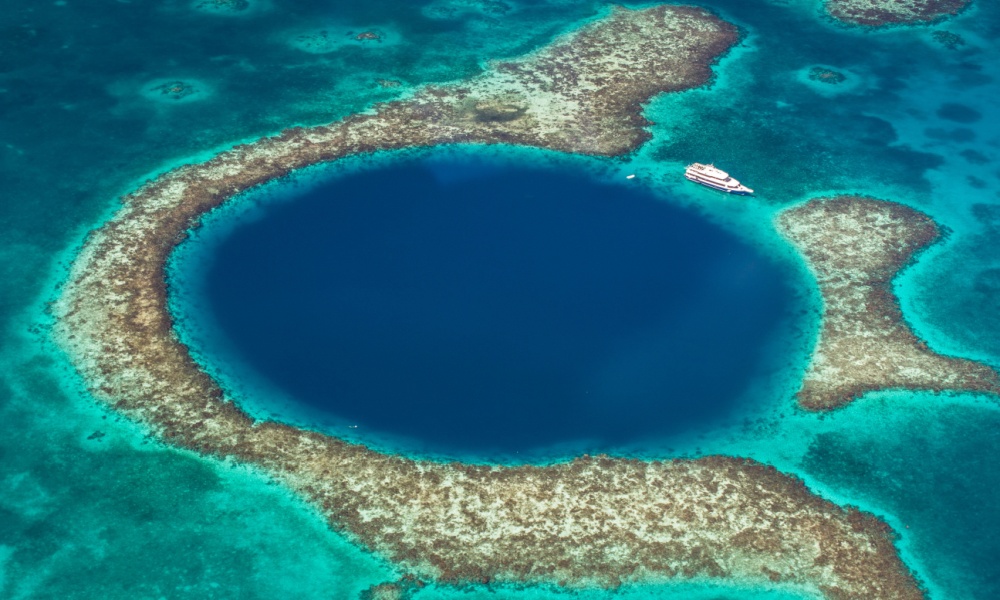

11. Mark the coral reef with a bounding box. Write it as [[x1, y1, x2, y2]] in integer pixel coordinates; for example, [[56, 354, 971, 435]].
[[289, 28, 397, 53], [147, 80, 199, 101], [355, 31, 383, 42], [808, 66, 846, 84], [472, 95, 527, 121], [931, 30, 966, 49], [360, 576, 423, 600], [777, 196, 1000, 410], [826, 0, 969, 26], [53, 6, 925, 598]]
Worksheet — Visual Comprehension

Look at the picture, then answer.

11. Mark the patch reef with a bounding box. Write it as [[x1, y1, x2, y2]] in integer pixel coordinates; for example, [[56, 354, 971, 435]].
[[55, 6, 924, 599], [778, 197, 1000, 410], [826, 0, 969, 26]]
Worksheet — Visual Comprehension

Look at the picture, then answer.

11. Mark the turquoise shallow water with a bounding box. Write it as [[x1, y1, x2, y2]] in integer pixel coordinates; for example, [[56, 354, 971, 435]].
[[2, 0, 1000, 598]]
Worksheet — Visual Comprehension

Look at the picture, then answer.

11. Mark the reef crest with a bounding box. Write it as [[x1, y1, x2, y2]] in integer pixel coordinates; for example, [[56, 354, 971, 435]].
[[777, 197, 1000, 410], [826, 0, 969, 26]]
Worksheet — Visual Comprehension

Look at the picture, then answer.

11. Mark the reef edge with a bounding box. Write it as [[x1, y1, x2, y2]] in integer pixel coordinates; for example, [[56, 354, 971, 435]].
[[777, 196, 1000, 410], [825, 0, 970, 27]]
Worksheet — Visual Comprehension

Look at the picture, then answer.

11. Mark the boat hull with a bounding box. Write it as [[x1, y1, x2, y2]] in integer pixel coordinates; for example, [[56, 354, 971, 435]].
[[684, 174, 753, 195]]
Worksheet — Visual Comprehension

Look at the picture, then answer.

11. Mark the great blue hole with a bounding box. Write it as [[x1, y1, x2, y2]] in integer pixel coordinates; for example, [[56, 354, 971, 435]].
[[178, 156, 802, 457]]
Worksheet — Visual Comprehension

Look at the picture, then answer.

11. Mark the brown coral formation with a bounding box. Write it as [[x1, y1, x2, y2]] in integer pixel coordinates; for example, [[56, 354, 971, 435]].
[[472, 95, 527, 121], [808, 66, 846, 85], [777, 196, 1000, 410], [361, 581, 414, 600], [53, 6, 925, 599], [826, 0, 969, 26]]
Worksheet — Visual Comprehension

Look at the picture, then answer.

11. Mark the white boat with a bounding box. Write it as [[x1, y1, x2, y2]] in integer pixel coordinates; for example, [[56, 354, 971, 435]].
[[684, 163, 754, 195]]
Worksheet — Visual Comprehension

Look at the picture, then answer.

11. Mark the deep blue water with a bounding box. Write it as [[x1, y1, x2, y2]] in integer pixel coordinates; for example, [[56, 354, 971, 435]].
[[194, 159, 799, 455]]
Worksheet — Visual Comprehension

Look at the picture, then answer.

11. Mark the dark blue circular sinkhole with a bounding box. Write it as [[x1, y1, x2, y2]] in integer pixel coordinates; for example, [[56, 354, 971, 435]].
[[190, 158, 800, 456]]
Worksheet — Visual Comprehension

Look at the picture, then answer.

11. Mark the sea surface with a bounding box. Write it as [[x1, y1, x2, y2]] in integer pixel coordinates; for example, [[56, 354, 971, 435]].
[[2, 0, 999, 598], [170, 153, 805, 460]]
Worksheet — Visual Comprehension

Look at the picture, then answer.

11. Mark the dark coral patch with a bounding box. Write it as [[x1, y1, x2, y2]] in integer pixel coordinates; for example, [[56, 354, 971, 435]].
[[925, 127, 975, 142], [937, 102, 982, 123], [151, 81, 196, 100], [960, 149, 990, 165], [931, 30, 966, 49], [808, 66, 847, 84]]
